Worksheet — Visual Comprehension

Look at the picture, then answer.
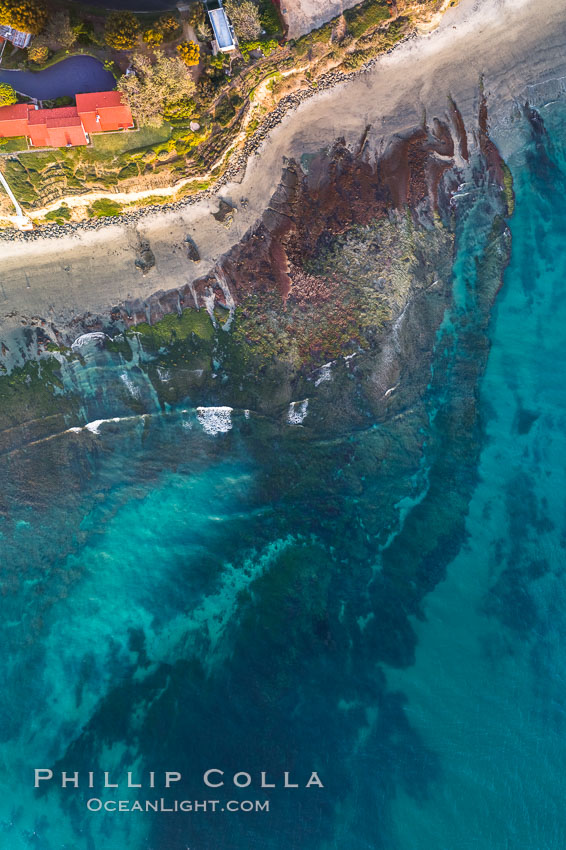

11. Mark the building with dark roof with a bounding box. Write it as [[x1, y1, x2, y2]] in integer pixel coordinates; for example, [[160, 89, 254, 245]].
[[0, 25, 32, 49]]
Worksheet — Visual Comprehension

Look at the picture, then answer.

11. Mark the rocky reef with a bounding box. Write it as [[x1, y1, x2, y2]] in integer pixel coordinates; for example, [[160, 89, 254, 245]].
[[0, 94, 513, 503]]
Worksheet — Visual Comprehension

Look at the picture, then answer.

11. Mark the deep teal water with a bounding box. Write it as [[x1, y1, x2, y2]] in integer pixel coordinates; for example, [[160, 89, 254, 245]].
[[1, 98, 566, 849]]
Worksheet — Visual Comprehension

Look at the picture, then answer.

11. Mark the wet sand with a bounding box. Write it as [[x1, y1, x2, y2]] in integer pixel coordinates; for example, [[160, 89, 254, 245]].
[[1, 0, 565, 335]]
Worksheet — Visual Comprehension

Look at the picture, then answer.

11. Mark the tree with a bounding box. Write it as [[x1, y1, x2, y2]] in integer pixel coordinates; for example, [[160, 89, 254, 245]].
[[38, 10, 75, 51], [118, 51, 196, 128], [143, 27, 163, 46], [0, 0, 48, 34], [104, 11, 140, 50], [225, 0, 262, 41], [158, 13, 180, 38], [0, 82, 16, 106], [177, 40, 199, 67]]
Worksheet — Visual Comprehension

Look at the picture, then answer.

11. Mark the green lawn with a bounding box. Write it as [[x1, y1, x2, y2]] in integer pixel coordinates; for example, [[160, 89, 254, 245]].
[[91, 124, 171, 156], [0, 137, 27, 153]]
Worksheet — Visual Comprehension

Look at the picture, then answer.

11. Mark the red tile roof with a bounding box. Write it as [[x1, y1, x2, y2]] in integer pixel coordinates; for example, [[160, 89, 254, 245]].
[[27, 106, 79, 124], [27, 106, 88, 146], [76, 91, 134, 134], [0, 104, 33, 139], [0, 92, 132, 147]]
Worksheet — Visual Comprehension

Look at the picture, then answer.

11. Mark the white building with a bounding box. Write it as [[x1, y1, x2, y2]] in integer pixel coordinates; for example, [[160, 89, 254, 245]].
[[205, 0, 237, 53]]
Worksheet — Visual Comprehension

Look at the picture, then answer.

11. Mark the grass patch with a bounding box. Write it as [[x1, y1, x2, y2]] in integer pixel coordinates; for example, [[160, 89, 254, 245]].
[[0, 137, 27, 153], [88, 198, 122, 217], [91, 124, 171, 157]]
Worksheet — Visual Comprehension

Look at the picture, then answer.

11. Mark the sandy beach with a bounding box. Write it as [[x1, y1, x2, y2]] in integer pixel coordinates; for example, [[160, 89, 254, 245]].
[[1, 0, 565, 336]]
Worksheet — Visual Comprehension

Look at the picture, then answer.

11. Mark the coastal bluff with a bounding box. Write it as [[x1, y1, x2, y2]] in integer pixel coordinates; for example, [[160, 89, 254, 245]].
[[0, 0, 564, 338]]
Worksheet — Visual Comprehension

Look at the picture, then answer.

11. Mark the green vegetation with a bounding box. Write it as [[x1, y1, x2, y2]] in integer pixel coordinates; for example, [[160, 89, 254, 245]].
[[501, 161, 515, 217], [91, 123, 171, 156], [129, 308, 215, 350], [0, 83, 16, 106], [344, 0, 390, 38], [240, 38, 278, 61], [214, 96, 236, 126], [44, 203, 71, 224], [88, 198, 122, 217], [0, 135, 26, 152], [258, 0, 282, 37]]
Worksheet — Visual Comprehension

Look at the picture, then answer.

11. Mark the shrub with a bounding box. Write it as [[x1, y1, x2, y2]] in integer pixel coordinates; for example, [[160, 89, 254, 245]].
[[27, 42, 48, 63], [187, 4, 204, 30], [73, 20, 97, 46], [214, 96, 235, 126], [162, 96, 196, 121], [177, 40, 199, 66], [45, 204, 71, 223], [240, 37, 278, 61], [143, 27, 163, 46], [0, 0, 48, 35], [159, 13, 180, 37], [0, 82, 16, 106], [88, 198, 122, 217], [105, 11, 140, 50]]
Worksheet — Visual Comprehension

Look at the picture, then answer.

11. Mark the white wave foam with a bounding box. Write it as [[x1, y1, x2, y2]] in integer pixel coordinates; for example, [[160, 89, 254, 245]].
[[71, 332, 107, 350], [196, 406, 233, 435], [314, 362, 333, 387], [287, 399, 309, 425], [84, 417, 124, 435], [120, 371, 141, 399]]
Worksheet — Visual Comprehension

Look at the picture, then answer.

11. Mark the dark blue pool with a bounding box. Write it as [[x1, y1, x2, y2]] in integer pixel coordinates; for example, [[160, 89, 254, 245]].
[[0, 55, 116, 100]]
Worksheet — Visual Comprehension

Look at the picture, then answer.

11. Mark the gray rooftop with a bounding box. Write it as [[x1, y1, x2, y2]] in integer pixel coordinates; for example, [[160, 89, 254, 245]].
[[207, 4, 236, 51]]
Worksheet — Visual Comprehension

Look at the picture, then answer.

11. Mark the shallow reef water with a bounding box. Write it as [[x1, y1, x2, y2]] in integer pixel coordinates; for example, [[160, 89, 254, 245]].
[[1, 99, 566, 850]]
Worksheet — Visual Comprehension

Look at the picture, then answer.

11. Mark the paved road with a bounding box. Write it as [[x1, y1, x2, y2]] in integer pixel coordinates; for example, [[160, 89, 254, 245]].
[[0, 56, 116, 100]]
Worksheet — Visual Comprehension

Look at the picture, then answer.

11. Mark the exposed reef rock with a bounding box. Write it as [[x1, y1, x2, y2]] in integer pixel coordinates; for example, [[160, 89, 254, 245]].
[[97, 95, 510, 411], [134, 239, 156, 275], [185, 236, 201, 263]]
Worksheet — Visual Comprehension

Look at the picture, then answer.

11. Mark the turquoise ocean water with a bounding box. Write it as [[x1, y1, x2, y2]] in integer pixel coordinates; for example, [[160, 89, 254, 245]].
[[1, 98, 566, 849]]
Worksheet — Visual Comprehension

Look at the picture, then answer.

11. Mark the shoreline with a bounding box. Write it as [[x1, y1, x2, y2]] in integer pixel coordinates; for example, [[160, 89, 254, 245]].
[[0, 0, 565, 333]]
